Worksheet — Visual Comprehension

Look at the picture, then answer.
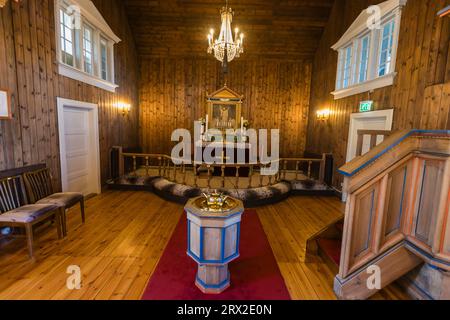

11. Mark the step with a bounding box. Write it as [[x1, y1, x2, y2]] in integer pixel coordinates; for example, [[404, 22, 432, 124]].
[[336, 222, 344, 234], [317, 238, 342, 266]]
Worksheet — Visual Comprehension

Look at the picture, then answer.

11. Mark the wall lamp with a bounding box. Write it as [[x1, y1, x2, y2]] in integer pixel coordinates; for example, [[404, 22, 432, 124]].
[[0, 0, 20, 8], [117, 102, 131, 117], [316, 109, 331, 121]]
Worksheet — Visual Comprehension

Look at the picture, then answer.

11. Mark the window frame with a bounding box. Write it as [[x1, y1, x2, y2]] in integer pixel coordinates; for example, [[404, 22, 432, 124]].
[[376, 17, 396, 77], [59, 5, 76, 67], [82, 22, 94, 75], [55, 0, 120, 93], [100, 36, 109, 81], [356, 33, 371, 84], [331, 0, 407, 100]]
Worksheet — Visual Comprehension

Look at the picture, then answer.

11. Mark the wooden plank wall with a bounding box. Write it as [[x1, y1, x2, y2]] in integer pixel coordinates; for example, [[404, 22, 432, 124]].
[[139, 57, 312, 157], [305, 0, 450, 190], [0, 0, 139, 190]]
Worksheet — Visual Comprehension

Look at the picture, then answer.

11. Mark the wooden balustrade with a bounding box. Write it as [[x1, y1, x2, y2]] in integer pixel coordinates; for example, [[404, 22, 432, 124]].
[[335, 130, 450, 300], [356, 130, 392, 157], [111, 147, 328, 189]]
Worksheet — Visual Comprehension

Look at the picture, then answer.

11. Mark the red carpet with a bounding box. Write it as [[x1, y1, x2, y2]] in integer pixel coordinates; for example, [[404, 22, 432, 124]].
[[142, 210, 291, 300]]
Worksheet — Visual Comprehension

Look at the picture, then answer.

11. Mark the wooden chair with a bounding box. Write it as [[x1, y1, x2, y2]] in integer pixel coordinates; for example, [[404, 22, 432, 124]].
[[0, 176, 63, 258], [23, 168, 85, 237]]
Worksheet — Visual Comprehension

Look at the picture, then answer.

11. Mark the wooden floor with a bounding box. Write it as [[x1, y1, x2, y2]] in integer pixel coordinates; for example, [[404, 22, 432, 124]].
[[0, 191, 409, 300]]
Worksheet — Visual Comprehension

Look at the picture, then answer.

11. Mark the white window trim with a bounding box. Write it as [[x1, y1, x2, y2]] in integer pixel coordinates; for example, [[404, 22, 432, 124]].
[[55, 0, 121, 93], [331, 0, 407, 100]]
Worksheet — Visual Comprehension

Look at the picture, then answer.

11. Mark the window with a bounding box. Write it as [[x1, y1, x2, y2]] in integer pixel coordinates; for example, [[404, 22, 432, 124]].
[[331, 0, 407, 100], [59, 9, 75, 66], [358, 35, 370, 83], [55, 0, 121, 92], [378, 19, 395, 76], [83, 25, 93, 74], [342, 45, 353, 89], [100, 38, 108, 81]]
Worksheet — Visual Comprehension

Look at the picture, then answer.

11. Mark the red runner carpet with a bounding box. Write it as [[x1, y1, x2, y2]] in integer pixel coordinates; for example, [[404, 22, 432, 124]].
[[142, 210, 291, 300]]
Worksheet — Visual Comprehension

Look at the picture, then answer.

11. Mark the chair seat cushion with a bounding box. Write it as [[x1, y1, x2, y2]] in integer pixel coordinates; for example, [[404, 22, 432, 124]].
[[0, 204, 58, 223], [37, 193, 83, 208]]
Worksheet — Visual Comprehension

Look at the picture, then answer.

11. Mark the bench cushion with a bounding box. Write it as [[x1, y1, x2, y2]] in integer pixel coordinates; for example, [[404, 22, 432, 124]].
[[36, 193, 83, 208], [0, 204, 58, 223]]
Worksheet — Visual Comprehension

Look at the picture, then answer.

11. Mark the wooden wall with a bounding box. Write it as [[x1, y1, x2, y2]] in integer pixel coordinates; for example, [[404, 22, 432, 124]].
[[0, 0, 139, 189], [139, 58, 312, 157], [306, 0, 450, 190]]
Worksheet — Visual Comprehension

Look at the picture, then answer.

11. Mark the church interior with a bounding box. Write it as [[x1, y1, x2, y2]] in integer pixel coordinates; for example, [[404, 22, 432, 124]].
[[0, 0, 449, 301]]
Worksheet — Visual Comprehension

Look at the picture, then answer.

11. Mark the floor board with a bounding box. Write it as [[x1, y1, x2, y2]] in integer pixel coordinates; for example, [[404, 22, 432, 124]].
[[0, 191, 409, 300]]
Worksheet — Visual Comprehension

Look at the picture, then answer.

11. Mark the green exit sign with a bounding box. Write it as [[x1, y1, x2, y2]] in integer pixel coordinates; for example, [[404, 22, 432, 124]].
[[360, 101, 374, 113]]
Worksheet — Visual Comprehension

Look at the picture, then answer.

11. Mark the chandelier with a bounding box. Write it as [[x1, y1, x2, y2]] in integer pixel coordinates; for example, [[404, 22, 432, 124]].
[[207, 1, 244, 64]]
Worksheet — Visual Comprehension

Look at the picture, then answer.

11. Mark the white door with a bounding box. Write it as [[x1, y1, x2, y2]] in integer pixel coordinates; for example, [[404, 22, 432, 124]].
[[346, 109, 394, 163], [57, 98, 101, 196]]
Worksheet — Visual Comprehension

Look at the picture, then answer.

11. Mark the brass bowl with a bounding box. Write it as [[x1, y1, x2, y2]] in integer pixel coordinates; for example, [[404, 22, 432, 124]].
[[193, 196, 238, 213]]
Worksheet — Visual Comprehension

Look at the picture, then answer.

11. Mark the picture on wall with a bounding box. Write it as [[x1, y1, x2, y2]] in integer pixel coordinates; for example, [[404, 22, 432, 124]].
[[0, 89, 11, 120], [206, 86, 243, 131], [211, 104, 238, 129]]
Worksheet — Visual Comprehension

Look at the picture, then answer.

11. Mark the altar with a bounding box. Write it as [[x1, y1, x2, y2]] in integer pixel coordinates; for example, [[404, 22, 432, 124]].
[[197, 86, 252, 177]]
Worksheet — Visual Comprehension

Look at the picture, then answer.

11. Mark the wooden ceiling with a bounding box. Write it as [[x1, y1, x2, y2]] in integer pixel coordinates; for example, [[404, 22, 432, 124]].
[[123, 0, 335, 60]]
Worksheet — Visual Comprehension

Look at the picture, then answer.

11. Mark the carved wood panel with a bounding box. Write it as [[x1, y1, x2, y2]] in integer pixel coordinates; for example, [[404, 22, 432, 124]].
[[347, 182, 380, 274], [411, 158, 446, 250], [378, 162, 411, 251]]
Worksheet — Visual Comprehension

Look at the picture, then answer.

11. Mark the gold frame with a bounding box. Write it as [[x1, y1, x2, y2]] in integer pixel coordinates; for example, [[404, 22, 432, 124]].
[[206, 86, 243, 131], [0, 88, 12, 120]]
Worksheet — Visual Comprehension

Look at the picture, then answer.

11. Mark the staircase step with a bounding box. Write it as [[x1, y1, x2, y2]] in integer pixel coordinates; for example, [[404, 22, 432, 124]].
[[336, 222, 344, 234], [318, 238, 342, 266]]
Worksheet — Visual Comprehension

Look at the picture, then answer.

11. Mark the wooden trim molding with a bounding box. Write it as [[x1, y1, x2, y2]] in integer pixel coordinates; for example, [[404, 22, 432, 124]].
[[58, 63, 118, 93], [331, 73, 396, 100], [0, 88, 12, 120], [332, 0, 408, 50], [438, 5, 450, 18], [339, 130, 450, 177]]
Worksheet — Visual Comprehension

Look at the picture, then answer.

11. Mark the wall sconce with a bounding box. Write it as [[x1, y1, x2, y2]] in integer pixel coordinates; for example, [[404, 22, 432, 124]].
[[0, 0, 20, 8], [117, 102, 131, 117], [317, 109, 331, 121]]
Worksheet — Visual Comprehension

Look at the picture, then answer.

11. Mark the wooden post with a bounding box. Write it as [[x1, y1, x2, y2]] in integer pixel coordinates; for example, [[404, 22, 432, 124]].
[[308, 161, 312, 179], [260, 165, 264, 187], [221, 166, 226, 188], [118, 146, 124, 177], [319, 154, 326, 184], [133, 156, 137, 176], [193, 165, 198, 188], [235, 166, 240, 188], [182, 164, 187, 185], [163, 158, 168, 178], [207, 165, 212, 189]]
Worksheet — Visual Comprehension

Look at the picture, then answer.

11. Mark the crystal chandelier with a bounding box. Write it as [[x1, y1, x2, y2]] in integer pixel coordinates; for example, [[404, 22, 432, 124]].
[[207, 0, 244, 65]]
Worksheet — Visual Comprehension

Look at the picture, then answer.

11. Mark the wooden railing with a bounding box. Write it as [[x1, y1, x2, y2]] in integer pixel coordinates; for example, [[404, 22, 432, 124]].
[[356, 130, 392, 157], [335, 130, 450, 300], [112, 147, 328, 189]]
